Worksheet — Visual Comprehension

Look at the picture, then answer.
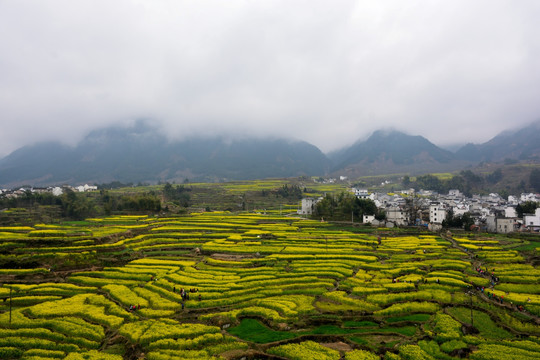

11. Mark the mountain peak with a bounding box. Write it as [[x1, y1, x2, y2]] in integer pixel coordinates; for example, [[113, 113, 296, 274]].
[[331, 129, 456, 176], [371, 129, 407, 136], [455, 120, 540, 162], [0, 123, 330, 187]]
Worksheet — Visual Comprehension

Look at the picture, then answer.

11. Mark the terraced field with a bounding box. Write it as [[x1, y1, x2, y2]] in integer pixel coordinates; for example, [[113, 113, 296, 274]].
[[1, 213, 539, 359]]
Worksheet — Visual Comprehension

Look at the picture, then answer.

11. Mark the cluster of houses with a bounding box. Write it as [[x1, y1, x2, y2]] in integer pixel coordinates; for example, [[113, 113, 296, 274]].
[[299, 188, 540, 233], [0, 184, 98, 198]]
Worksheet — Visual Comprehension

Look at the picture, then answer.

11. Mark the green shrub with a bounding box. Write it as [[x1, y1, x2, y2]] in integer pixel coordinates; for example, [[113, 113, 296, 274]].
[[470, 343, 540, 360], [434, 313, 462, 341], [22, 349, 65, 359], [418, 340, 454, 360], [374, 302, 440, 317], [267, 340, 340, 360], [0, 347, 23, 358], [398, 344, 434, 360], [345, 349, 379, 360], [440, 339, 468, 353], [64, 350, 123, 360]]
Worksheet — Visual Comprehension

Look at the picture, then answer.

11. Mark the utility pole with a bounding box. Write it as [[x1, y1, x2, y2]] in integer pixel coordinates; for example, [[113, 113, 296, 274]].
[[352, 211, 354, 225]]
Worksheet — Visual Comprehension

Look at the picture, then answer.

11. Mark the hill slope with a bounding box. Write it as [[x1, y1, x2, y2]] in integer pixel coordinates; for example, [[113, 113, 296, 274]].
[[330, 130, 466, 176], [2, 121, 540, 187], [455, 121, 540, 162], [0, 123, 330, 187]]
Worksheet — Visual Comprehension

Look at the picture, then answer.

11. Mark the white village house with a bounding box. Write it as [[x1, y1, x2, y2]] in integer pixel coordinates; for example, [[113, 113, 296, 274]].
[[352, 188, 369, 199], [76, 184, 98, 192], [497, 218, 516, 234], [363, 214, 375, 223], [486, 215, 517, 234], [386, 206, 408, 226], [523, 208, 540, 231], [429, 203, 446, 224], [298, 198, 320, 215]]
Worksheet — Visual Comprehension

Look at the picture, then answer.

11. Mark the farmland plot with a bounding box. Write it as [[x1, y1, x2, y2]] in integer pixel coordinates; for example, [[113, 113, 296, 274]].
[[0, 212, 539, 359]]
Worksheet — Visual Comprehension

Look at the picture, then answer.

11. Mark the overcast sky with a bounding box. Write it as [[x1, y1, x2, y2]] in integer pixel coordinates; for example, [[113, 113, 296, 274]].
[[1, 0, 539, 157]]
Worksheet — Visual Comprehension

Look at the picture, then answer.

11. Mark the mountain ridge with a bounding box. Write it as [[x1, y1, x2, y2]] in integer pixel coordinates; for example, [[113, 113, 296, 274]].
[[328, 130, 465, 177], [0, 123, 330, 187], [1, 121, 539, 187], [454, 121, 540, 162]]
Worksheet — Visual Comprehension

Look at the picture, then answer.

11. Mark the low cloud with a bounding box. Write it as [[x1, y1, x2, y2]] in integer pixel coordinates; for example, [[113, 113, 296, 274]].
[[0, 0, 539, 156]]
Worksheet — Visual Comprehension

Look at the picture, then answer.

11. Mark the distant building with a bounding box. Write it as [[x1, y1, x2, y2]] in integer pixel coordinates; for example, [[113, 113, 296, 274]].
[[504, 206, 517, 218], [76, 184, 98, 192], [363, 214, 375, 223], [429, 203, 446, 224], [31, 187, 49, 194], [298, 198, 318, 215], [400, 188, 415, 196], [508, 195, 518, 205], [497, 218, 515, 234], [485, 216, 497, 233], [521, 193, 540, 203], [353, 188, 369, 199], [386, 206, 408, 226], [486, 215, 517, 233], [451, 203, 469, 216], [523, 208, 540, 231]]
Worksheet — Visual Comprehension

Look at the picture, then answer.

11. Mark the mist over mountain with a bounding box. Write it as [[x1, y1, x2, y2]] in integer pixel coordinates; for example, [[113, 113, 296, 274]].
[[455, 121, 540, 162], [0, 123, 329, 187], [329, 130, 467, 177], [1, 121, 539, 188]]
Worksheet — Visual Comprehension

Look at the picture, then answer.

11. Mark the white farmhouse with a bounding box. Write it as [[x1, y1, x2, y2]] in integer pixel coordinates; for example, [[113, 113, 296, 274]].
[[523, 208, 540, 231], [429, 203, 446, 224], [504, 206, 517, 218], [353, 188, 369, 199], [78, 184, 98, 192], [508, 195, 519, 205], [521, 193, 540, 202], [497, 218, 515, 234], [298, 198, 318, 215], [400, 189, 415, 196], [486, 215, 516, 233], [452, 204, 469, 216], [363, 214, 375, 223], [386, 206, 408, 226]]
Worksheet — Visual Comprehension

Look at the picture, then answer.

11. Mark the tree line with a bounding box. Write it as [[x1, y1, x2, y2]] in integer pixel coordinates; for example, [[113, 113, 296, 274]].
[[403, 168, 540, 197], [312, 192, 384, 222], [0, 189, 162, 220], [0, 185, 193, 221]]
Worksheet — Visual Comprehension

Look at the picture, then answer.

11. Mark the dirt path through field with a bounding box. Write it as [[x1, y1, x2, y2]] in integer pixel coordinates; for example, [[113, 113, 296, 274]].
[[441, 232, 540, 325]]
